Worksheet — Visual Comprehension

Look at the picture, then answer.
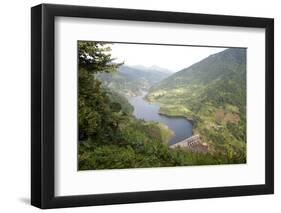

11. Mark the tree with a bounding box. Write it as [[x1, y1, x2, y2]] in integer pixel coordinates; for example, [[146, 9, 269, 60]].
[[78, 41, 119, 73], [78, 41, 122, 141]]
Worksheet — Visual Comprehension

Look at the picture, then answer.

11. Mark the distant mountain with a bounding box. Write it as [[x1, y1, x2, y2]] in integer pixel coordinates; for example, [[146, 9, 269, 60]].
[[97, 65, 171, 96], [131, 65, 173, 74], [146, 48, 246, 160]]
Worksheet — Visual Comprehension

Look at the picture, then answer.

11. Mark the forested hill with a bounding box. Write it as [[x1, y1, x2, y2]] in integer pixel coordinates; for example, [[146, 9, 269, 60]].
[[146, 48, 247, 161], [97, 65, 171, 96], [149, 48, 246, 91]]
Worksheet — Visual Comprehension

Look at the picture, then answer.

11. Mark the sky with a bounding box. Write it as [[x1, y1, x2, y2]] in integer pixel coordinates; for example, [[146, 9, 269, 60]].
[[109, 43, 226, 72]]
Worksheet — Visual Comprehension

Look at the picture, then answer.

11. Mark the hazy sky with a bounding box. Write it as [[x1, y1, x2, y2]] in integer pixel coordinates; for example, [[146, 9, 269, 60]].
[[110, 43, 226, 72]]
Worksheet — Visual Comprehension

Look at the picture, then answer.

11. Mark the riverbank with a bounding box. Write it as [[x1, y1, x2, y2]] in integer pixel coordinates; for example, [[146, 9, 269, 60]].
[[158, 111, 194, 124], [144, 93, 195, 122], [128, 94, 193, 144]]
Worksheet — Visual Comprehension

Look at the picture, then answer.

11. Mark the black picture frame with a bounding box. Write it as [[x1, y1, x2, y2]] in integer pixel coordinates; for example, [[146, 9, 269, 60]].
[[31, 3, 274, 209]]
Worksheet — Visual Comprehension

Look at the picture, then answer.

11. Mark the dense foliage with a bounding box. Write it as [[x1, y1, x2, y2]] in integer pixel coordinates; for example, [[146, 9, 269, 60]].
[[78, 41, 121, 141], [78, 42, 243, 170]]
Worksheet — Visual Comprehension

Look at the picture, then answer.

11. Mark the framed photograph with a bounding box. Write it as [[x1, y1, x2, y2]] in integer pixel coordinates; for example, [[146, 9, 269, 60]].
[[31, 4, 274, 209]]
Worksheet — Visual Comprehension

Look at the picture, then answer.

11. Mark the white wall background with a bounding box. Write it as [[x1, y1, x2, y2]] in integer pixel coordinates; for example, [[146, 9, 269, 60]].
[[0, 0, 279, 212]]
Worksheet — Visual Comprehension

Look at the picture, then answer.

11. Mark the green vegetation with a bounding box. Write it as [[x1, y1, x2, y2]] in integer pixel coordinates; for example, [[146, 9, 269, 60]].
[[106, 89, 134, 114], [78, 42, 244, 170], [146, 48, 246, 163]]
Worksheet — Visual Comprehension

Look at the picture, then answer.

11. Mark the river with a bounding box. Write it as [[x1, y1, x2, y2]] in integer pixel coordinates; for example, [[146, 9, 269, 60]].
[[128, 94, 193, 145]]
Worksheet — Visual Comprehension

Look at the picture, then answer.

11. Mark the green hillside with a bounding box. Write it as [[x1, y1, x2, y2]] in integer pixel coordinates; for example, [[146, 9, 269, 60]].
[[97, 65, 171, 96], [146, 48, 247, 162]]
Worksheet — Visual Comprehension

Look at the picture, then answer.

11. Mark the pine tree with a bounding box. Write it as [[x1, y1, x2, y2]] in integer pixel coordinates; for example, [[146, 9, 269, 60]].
[[78, 41, 121, 141]]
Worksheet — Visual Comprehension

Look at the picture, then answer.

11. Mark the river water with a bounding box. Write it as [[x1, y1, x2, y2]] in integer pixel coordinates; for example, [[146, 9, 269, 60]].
[[128, 94, 193, 145]]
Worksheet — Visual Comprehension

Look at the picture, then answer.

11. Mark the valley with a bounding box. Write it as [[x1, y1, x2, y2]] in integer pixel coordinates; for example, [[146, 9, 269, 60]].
[[78, 41, 246, 170], [97, 65, 171, 96]]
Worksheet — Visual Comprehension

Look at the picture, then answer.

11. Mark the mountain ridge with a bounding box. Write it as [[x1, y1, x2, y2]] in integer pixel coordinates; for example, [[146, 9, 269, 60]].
[[97, 64, 171, 96], [146, 48, 246, 161]]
